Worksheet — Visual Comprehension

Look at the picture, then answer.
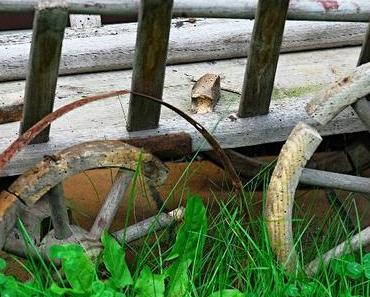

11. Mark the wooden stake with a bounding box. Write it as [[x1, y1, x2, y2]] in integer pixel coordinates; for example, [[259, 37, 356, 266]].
[[127, 0, 173, 131], [238, 0, 289, 117], [19, 0, 68, 143]]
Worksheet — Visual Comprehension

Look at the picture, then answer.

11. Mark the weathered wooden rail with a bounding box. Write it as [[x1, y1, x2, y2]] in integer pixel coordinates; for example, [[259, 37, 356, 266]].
[[1, 0, 370, 21], [0, 0, 369, 175]]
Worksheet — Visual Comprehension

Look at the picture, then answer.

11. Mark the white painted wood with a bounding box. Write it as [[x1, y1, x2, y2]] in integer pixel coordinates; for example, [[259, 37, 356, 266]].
[[307, 61, 370, 125], [69, 14, 102, 29], [0, 19, 366, 81], [0, 47, 366, 177], [0, 0, 369, 21]]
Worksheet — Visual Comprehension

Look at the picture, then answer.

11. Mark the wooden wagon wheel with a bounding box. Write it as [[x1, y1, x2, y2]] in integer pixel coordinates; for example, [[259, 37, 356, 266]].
[[0, 140, 184, 258], [265, 62, 370, 275]]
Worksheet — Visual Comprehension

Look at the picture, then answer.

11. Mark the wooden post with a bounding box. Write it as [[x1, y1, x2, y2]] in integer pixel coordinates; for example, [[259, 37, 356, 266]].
[[353, 21, 370, 131], [126, 0, 173, 131], [238, 0, 290, 117], [46, 184, 72, 240], [18, 1, 71, 240], [19, 0, 68, 143]]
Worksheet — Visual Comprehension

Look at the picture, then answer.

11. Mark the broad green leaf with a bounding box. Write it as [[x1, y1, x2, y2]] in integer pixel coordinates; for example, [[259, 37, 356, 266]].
[[0, 274, 7, 285], [49, 244, 96, 293], [49, 282, 85, 296], [63, 256, 96, 293], [207, 289, 245, 297], [1, 276, 19, 297], [345, 262, 363, 279], [363, 253, 370, 279], [165, 260, 190, 297], [166, 195, 207, 267], [300, 282, 317, 296], [165, 195, 207, 297], [284, 284, 300, 297], [330, 255, 356, 277], [0, 258, 6, 271], [134, 266, 165, 297], [101, 231, 133, 288], [92, 281, 105, 294], [49, 244, 85, 260]]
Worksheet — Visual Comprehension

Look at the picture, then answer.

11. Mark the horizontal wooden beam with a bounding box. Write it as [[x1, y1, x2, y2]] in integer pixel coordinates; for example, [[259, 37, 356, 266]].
[[0, 19, 366, 82], [0, 0, 369, 21], [0, 47, 366, 177], [0, 96, 365, 177]]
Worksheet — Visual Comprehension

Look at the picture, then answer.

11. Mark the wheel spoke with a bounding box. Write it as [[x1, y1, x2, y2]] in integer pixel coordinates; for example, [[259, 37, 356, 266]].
[[89, 170, 133, 240], [46, 183, 72, 240], [300, 168, 370, 195], [114, 207, 184, 243]]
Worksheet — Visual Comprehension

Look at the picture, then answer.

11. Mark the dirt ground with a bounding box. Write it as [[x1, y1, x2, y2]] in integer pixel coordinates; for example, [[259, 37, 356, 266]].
[[2, 160, 370, 280]]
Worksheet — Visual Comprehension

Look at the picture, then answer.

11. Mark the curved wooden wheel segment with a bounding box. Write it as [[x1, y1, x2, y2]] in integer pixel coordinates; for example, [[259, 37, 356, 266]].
[[0, 140, 184, 257], [266, 62, 370, 275]]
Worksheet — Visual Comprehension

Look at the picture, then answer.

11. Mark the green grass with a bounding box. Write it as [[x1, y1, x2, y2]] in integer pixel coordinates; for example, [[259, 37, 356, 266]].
[[1, 161, 369, 296]]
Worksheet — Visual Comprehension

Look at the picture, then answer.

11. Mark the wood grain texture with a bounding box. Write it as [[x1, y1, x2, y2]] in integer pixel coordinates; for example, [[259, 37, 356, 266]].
[[0, 19, 366, 81], [45, 183, 72, 240], [238, 0, 289, 117], [127, 0, 173, 131], [20, 2, 68, 143], [300, 169, 370, 194], [89, 170, 133, 240], [69, 14, 101, 29], [0, 47, 366, 177], [306, 61, 370, 125], [0, 0, 369, 21], [353, 22, 370, 132], [114, 207, 185, 243], [265, 122, 322, 272], [0, 191, 20, 249]]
